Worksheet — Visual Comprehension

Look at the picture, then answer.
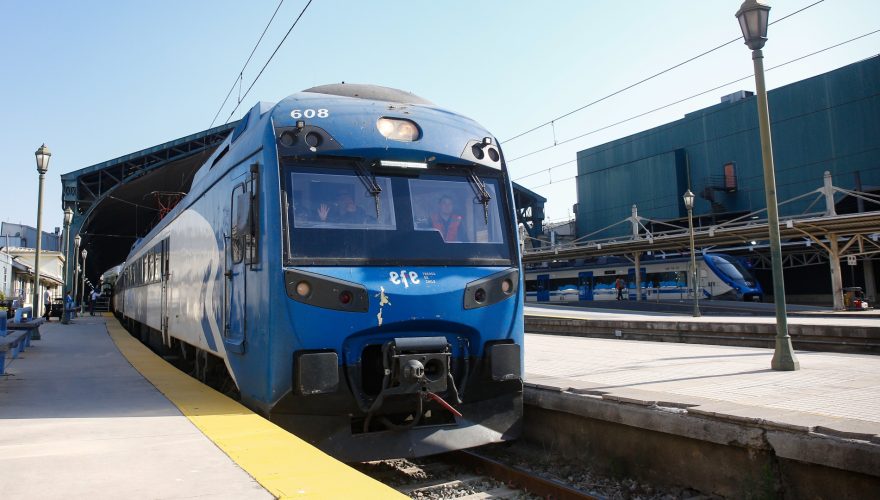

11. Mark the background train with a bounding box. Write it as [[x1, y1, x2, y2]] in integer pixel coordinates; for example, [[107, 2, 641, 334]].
[[113, 84, 524, 462], [99, 264, 122, 298], [525, 253, 763, 302]]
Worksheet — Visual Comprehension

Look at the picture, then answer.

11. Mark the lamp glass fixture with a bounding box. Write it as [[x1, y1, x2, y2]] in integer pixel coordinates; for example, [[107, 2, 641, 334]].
[[682, 190, 695, 210], [34, 144, 51, 174], [736, 0, 770, 50], [63, 207, 73, 225]]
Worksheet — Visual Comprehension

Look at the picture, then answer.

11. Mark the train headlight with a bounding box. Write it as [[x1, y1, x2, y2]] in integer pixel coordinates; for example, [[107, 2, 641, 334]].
[[376, 117, 421, 142], [295, 281, 311, 297], [279, 131, 296, 147], [464, 268, 519, 310]]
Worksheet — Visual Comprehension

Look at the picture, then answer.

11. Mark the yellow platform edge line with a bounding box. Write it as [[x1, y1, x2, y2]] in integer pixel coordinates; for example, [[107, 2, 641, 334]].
[[103, 316, 403, 499]]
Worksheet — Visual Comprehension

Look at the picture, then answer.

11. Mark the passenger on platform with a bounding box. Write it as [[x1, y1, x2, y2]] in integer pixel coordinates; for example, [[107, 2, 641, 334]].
[[430, 195, 464, 242], [89, 289, 99, 316], [615, 277, 626, 301], [43, 288, 52, 322], [64, 290, 74, 322]]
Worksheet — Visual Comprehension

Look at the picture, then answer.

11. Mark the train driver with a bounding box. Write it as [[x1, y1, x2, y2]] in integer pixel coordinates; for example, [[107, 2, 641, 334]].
[[430, 195, 465, 242]]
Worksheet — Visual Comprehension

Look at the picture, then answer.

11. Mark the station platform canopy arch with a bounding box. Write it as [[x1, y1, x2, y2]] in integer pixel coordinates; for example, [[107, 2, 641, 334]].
[[60, 121, 546, 289], [60, 124, 236, 289]]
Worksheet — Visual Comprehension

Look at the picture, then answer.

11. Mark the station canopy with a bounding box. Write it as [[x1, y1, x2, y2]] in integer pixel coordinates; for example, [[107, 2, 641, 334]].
[[60, 124, 236, 284]]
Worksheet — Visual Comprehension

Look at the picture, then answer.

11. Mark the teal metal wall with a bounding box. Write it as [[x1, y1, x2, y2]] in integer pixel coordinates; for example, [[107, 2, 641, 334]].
[[576, 55, 880, 238]]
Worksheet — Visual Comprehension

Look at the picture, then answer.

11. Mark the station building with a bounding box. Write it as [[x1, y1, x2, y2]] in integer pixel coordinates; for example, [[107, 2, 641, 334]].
[[0, 223, 65, 307], [574, 55, 880, 303]]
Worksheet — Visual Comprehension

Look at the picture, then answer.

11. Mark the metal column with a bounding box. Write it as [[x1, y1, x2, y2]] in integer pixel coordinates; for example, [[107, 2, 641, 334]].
[[828, 233, 844, 311]]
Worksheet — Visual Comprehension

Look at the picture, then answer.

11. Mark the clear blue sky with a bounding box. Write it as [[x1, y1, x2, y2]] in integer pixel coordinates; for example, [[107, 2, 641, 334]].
[[2, 0, 878, 231]]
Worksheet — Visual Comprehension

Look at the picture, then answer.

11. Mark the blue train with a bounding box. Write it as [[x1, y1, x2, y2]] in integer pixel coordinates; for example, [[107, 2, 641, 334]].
[[525, 253, 764, 302], [113, 84, 523, 461]]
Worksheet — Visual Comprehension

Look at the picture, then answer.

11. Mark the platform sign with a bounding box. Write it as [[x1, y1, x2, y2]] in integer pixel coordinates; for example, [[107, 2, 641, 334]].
[[847, 255, 857, 266]]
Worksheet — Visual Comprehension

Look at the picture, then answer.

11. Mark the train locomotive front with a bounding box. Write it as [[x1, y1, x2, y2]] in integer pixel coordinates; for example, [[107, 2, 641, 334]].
[[270, 85, 523, 461], [112, 84, 525, 462]]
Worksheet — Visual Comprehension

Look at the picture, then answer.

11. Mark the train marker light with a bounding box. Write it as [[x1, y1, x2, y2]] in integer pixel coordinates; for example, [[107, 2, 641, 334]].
[[377, 117, 421, 142], [474, 288, 487, 304], [279, 131, 296, 147], [338, 290, 353, 305], [295, 281, 311, 297], [501, 279, 513, 294]]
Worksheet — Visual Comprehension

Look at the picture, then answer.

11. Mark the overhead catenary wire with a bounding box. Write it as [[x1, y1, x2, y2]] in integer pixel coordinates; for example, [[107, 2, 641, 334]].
[[513, 29, 880, 187], [223, 0, 315, 124], [501, 0, 826, 145], [209, 0, 287, 129]]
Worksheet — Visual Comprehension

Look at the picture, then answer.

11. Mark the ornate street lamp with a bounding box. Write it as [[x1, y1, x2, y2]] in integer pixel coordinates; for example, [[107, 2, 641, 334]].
[[32, 144, 51, 319], [736, 0, 799, 370], [682, 190, 700, 317], [62, 208, 73, 292], [80, 248, 88, 313], [74, 234, 81, 313]]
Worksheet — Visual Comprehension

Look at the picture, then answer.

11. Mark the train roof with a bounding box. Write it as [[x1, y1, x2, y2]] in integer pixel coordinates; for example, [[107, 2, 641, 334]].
[[302, 83, 434, 106]]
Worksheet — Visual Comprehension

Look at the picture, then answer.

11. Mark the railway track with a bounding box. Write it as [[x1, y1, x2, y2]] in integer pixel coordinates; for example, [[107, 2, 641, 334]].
[[356, 449, 597, 499]]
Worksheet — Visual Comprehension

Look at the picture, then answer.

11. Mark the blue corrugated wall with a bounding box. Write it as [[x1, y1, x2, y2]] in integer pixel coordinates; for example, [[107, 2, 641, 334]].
[[576, 55, 880, 238]]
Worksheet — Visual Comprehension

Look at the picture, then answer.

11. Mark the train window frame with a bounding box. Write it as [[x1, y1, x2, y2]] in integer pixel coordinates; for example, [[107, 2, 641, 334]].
[[288, 172, 397, 231], [280, 161, 516, 267], [408, 178, 504, 245]]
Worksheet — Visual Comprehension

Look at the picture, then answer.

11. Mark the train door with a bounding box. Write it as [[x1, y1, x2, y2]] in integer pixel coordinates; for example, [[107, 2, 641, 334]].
[[578, 271, 594, 301], [627, 267, 646, 300], [224, 164, 259, 354], [536, 274, 550, 302]]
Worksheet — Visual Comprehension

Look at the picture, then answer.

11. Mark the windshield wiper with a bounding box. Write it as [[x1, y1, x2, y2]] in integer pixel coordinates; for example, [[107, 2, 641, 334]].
[[354, 161, 383, 218], [467, 170, 492, 224]]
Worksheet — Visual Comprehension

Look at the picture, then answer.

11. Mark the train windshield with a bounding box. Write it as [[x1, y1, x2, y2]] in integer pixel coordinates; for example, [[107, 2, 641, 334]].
[[281, 163, 513, 266], [710, 255, 755, 285]]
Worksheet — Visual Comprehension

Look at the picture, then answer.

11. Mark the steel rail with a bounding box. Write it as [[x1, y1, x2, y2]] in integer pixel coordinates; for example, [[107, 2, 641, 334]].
[[446, 450, 600, 500]]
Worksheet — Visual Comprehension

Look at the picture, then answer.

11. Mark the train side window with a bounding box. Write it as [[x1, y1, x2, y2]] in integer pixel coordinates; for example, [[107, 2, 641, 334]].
[[231, 190, 248, 264]]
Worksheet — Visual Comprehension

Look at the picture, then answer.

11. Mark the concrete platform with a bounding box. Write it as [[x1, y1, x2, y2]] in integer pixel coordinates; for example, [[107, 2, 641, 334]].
[[525, 304, 880, 354], [0, 316, 400, 499], [523, 333, 880, 497]]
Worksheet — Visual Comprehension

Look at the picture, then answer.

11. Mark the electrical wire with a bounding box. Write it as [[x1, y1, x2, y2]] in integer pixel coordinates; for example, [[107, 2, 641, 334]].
[[513, 30, 880, 184], [209, 0, 286, 129], [501, 0, 826, 145], [223, 0, 315, 124]]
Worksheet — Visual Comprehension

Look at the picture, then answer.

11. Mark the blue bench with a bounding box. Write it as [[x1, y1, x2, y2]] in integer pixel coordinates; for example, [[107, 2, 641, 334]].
[[8, 307, 43, 341], [0, 320, 32, 375]]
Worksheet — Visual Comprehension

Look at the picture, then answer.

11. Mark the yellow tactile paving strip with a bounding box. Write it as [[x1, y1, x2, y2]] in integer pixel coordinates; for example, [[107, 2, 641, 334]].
[[104, 315, 403, 499]]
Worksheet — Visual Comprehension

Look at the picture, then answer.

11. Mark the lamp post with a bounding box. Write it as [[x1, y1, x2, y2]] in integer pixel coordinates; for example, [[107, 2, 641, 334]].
[[682, 190, 701, 317], [80, 248, 88, 314], [736, 0, 799, 370], [74, 234, 81, 314], [62, 208, 73, 293], [60, 208, 73, 324], [32, 144, 51, 319]]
